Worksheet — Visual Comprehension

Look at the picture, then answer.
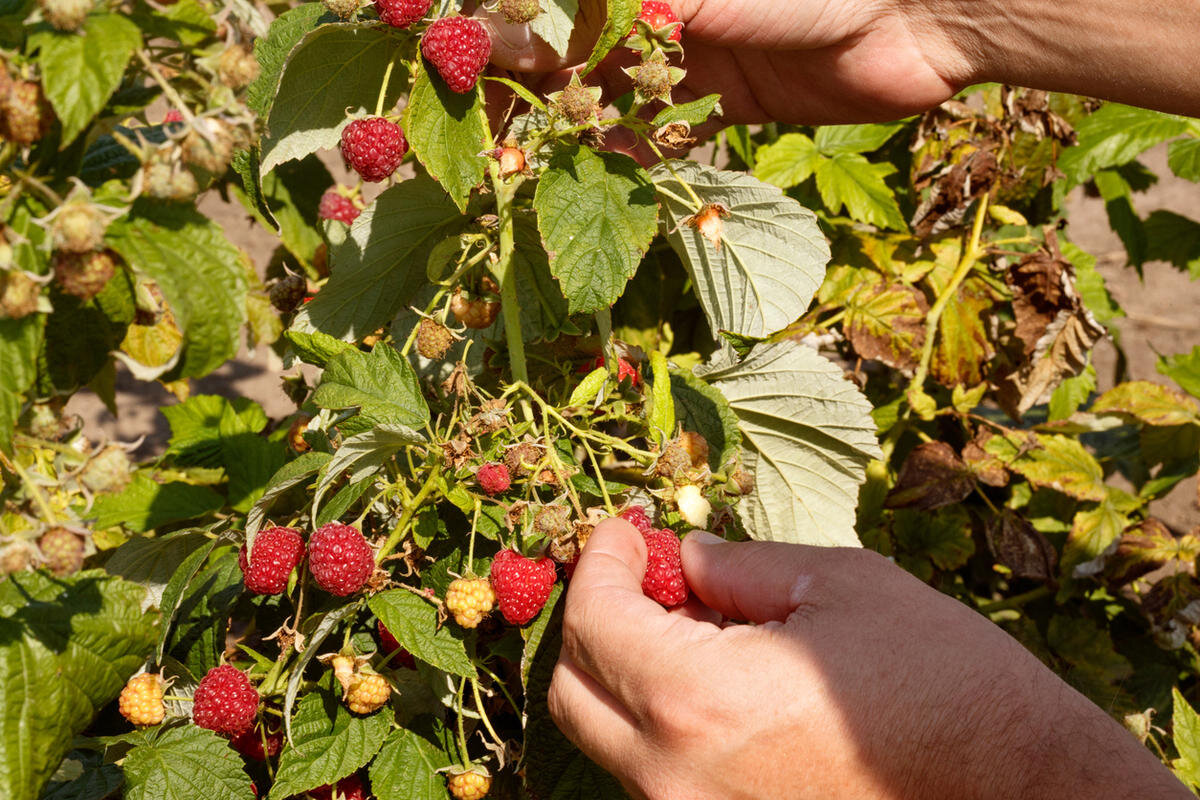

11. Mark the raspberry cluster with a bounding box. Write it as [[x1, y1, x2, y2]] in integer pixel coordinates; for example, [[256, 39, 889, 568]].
[[447, 769, 492, 800], [345, 673, 391, 714], [119, 673, 165, 727], [318, 189, 361, 225], [476, 462, 511, 496], [376, 0, 430, 27], [641, 528, 688, 607], [445, 577, 495, 628]]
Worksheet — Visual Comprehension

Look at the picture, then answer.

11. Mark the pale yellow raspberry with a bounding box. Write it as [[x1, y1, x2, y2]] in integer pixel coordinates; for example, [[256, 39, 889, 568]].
[[345, 673, 390, 714], [119, 673, 165, 726], [447, 769, 492, 800], [445, 578, 495, 629]]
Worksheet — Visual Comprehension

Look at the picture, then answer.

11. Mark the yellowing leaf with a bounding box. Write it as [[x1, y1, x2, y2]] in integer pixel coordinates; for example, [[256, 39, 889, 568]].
[[1094, 381, 1200, 426]]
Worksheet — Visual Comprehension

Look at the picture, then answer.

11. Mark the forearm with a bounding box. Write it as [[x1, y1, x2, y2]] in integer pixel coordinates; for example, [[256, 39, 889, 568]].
[[909, 0, 1200, 116]]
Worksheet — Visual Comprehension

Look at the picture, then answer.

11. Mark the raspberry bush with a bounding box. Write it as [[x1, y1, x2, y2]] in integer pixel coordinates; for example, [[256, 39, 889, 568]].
[[3, 1, 1200, 799]]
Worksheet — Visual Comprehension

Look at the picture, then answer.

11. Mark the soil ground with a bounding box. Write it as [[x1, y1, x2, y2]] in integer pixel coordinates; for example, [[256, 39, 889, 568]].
[[65, 145, 1200, 529]]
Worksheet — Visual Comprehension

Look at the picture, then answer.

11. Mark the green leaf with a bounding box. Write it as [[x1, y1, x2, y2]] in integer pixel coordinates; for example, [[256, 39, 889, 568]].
[[260, 25, 406, 173], [30, 14, 141, 145], [582, 0, 638, 76], [1168, 137, 1200, 182], [153, 534, 219, 662], [814, 152, 906, 230], [1046, 615, 1133, 705], [651, 94, 722, 128], [1063, 495, 1129, 576], [270, 690, 392, 799], [814, 122, 907, 155], [368, 728, 454, 800], [162, 395, 268, 465], [1158, 346, 1200, 399], [40, 274, 135, 395], [1143, 210, 1200, 278], [1061, 239, 1123, 324], [284, 329, 355, 367], [0, 316, 43, 454], [403, 60, 489, 212], [130, 0, 215, 47], [534, 145, 658, 314], [703, 341, 882, 545], [652, 161, 829, 339], [521, 582, 563, 689], [0, 571, 157, 800], [293, 177, 469, 340], [165, 549, 242, 677], [247, 2, 331, 117], [247, 451, 333, 539], [39, 748, 123, 800], [1059, 104, 1192, 185], [106, 202, 250, 380], [1172, 687, 1200, 789], [368, 590, 476, 678], [669, 368, 741, 471], [753, 133, 819, 189], [529, 0, 579, 58], [313, 424, 425, 512], [104, 529, 210, 610], [1049, 364, 1097, 421], [892, 507, 974, 574], [311, 344, 429, 429], [88, 472, 223, 532], [123, 726, 254, 800]]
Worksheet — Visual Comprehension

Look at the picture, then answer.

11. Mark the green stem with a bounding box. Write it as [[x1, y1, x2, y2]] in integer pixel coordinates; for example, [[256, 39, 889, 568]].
[[455, 676, 470, 769], [976, 585, 1050, 616], [908, 195, 990, 397], [470, 677, 506, 751], [492, 173, 528, 387], [375, 51, 400, 117], [136, 50, 194, 123], [375, 468, 440, 565], [6, 456, 57, 525], [399, 286, 451, 358]]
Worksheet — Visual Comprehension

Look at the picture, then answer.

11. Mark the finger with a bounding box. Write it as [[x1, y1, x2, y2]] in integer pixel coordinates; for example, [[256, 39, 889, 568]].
[[548, 653, 642, 769], [485, 0, 607, 72], [681, 531, 828, 623]]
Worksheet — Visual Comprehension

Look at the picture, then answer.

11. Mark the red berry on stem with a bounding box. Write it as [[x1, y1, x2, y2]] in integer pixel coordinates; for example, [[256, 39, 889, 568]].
[[630, 0, 682, 40], [490, 549, 557, 625], [230, 727, 283, 761], [375, 0, 430, 27], [310, 774, 368, 800], [476, 462, 511, 496], [580, 355, 641, 386], [641, 528, 688, 607], [618, 506, 654, 536], [238, 526, 305, 595], [318, 190, 360, 225], [193, 665, 260, 737], [308, 523, 375, 596], [339, 117, 408, 182], [421, 16, 491, 94], [377, 619, 416, 669]]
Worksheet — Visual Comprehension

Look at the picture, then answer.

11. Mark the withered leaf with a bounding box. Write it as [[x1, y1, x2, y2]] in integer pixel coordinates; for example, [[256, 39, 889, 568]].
[[885, 441, 975, 510], [1093, 381, 1200, 427], [931, 280, 995, 387], [1105, 519, 1200, 586], [843, 282, 929, 374], [962, 435, 1009, 487], [986, 509, 1058, 581], [912, 149, 999, 238], [1001, 87, 1078, 145]]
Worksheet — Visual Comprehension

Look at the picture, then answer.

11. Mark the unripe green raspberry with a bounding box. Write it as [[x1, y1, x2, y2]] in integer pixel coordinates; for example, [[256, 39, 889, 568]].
[[143, 153, 199, 202], [39, 527, 85, 575], [217, 46, 260, 90], [0, 270, 40, 319], [52, 200, 106, 253], [2, 80, 54, 146], [38, 0, 92, 31], [53, 249, 118, 300], [499, 0, 541, 24], [632, 58, 671, 98], [0, 544, 33, 575], [181, 118, 235, 174], [79, 445, 133, 493], [323, 0, 360, 19], [556, 83, 599, 126]]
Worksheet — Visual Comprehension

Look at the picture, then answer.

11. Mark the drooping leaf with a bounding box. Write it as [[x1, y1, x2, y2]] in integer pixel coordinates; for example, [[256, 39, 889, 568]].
[[122, 726, 254, 800], [581, 0, 638, 76], [247, 451, 333, 539], [535, 145, 658, 314], [313, 424, 425, 512], [247, 2, 332, 117], [1064, 494, 1129, 577], [403, 60, 489, 211], [985, 432, 1107, 502], [1093, 381, 1200, 427], [842, 279, 928, 373], [30, 14, 142, 145], [104, 529, 211, 610], [702, 341, 882, 545], [653, 161, 829, 338], [669, 369, 741, 471]]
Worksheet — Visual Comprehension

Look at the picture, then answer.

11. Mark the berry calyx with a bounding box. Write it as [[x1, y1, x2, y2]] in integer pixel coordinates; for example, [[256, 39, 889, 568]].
[[476, 462, 511, 496], [447, 767, 492, 800], [307, 523, 375, 596], [119, 673, 165, 727], [193, 665, 260, 737], [498, 0, 540, 24], [618, 506, 654, 536], [421, 16, 492, 94], [445, 577, 495, 628], [345, 672, 391, 714], [318, 189, 361, 225], [339, 117, 408, 182], [377, 619, 416, 669], [238, 526, 305, 595], [309, 774, 368, 800], [375, 0, 430, 27], [490, 549, 557, 625], [39, 527, 84, 575], [230, 727, 283, 761], [641, 528, 688, 607], [630, 0, 682, 41]]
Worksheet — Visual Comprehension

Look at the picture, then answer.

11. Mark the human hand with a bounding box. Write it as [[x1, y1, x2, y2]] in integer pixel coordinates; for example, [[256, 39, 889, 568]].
[[549, 520, 1190, 799], [485, 0, 966, 126]]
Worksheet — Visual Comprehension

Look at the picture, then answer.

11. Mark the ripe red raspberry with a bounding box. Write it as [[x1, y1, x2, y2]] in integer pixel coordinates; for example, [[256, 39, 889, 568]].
[[238, 526, 305, 595], [339, 117, 408, 182], [476, 462, 511, 496], [230, 727, 283, 761], [631, 0, 682, 40], [641, 528, 688, 607], [318, 189, 360, 225], [307, 523, 375, 596], [490, 549, 557, 625], [119, 673, 165, 727], [310, 774, 367, 800], [580, 355, 641, 387], [193, 665, 259, 737], [376, 0, 430, 27], [420, 16, 491, 94], [377, 619, 416, 669], [618, 506, 654, 536]]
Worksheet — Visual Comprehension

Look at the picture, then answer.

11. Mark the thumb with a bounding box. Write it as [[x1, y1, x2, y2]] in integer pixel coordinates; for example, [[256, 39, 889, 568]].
[[681, 531, 822, 623]]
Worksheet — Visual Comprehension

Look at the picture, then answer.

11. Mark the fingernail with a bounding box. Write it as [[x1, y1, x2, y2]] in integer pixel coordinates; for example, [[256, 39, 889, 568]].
[[686, 530, 724, 546]]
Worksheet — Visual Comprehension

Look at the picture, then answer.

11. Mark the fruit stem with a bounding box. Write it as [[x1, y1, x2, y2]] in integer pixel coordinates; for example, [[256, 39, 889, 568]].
[[455, 675, 470, 769], [907, 193, 990, 402], [1, 452, 58, 524], [490, 169, 533, 416], [976, 585, 1051, 616], [135, 50, 195, 125], [470, 677, 507, 752], [375, 50, 401, 118], [375, 467, 440, 565], [640, 134, 705, 209]]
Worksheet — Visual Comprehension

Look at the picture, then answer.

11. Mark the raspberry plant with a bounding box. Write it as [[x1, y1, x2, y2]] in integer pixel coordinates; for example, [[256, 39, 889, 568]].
[[3, 1, 1200, 799]]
